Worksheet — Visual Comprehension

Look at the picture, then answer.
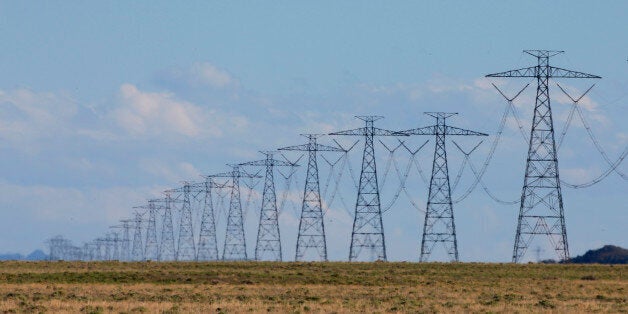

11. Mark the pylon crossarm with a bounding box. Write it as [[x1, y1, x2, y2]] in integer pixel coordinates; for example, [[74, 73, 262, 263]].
[[444, 126, 489, 136], [330, 127, 404, 137], [329, 127, 366, 136], [486, 66, 537, 78], [397, 125, 437, 136], [549, 67, 601, 79], [487, 66, 600, 79], [240, 159, 295, 167]]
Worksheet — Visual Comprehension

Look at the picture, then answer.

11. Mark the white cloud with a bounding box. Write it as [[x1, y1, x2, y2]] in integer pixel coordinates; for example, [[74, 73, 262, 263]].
[[190, 62, 239, 89], [115, 84, 204, 137], [113, 84, 249, 140], [166, 62, 240, 90], [0, 88, 77, 143]]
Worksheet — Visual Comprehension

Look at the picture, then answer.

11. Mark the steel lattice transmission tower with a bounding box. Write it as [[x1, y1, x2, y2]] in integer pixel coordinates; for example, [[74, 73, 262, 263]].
[[120, 220, 133, 261], [279, 134, 344, 261], [144, 200, 160, 261], [399, 112, 487, 262], [94, 238, 105, 261], [240, 152, 296, 261], [158, 194, 176, 261], [134, 200, 160, 261], [167, 183, 197, 261], [196, 178, 221, 261], [330, 116, 407, 261], [111, 232, 121, 261], [210, 166, 260, 261], [108, 223, 130, 261], [131, 212, 144, 261], [104, 233, 113, 260], [486, 50, 600, 263]]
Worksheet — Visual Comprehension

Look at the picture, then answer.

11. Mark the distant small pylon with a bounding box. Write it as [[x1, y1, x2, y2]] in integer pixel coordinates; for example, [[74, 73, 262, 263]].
[[131, 212, 144, 261]]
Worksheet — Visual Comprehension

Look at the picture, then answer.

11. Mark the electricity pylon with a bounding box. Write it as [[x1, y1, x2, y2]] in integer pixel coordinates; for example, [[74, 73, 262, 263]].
[[279, 134, 344, 261], [166, 183, 197, 261], [108, 224, 127, 261], [398, 112, 487, 262], [134, 200, 160, 261], [120, 220, 132, 261], [486, 50, 600, 263], [330, 116, 407, 261], [209, 166, 261, 261], [94, 238, 105, 260], [157, 193, 176, 261], [131, 211, 144, 261], [145, 200, 160, 261], [196, 178, 221, 261], [110, 232, 121, 260], [240, 151, 297, 261]]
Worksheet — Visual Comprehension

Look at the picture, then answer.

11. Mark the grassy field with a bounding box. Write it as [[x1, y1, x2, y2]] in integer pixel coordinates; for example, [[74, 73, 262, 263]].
[[0, 261, 625, 313]]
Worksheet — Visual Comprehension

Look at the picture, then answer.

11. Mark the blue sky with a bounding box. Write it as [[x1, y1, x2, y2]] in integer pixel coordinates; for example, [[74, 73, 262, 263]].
[[0, 1, 626, 261]]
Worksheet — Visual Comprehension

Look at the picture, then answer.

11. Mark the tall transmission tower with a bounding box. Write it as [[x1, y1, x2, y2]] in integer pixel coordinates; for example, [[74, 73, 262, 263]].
[[47, 235, 68, 261], [330, 116, 407, 261], [279, 134, 344, 261], [145, 200, 159, 261], [196, 178, 221, 261], [486, 50, 600, 262], [153, 194, 175, 261], [134, 200, 160, 261], [240, 152, 296, 261], [157, 194, 176, 261], [131, 212, 144, 261], [167, 183, 196, 261], [209, 165, 260, 261], [398, 112, 487, 262], [120, 219, 132, 261], [105, 232, 115, 261], [94, 237, 106, 261], [111, 232, 121, 261], [108, 225, 124, 261]]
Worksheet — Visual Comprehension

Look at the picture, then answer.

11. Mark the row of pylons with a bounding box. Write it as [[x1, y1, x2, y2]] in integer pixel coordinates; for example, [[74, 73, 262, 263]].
[[47, 50, 606, 263]]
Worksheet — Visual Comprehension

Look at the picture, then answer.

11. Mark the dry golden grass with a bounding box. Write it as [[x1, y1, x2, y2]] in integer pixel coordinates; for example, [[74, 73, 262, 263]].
[[0, 261, 625, 313]]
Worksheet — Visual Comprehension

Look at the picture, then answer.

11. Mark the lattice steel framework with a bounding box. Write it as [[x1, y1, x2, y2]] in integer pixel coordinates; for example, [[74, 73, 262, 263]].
[[196, 178, 220, 261], [120, 220, 132, 261], [399, 113, 487, 262], [330, 116, 406, 261], [131, 212, 144, 261], [279, 135, 344, 261], [111, 232, 120, 261], [209, 166, 260, 261], [134, 200, 160, 261], [240, 152, 296, 261], [166, 183, 196, 261], [145, 200, 159, 261], [157, 194, 176, 261], [486, 50, 600, 262]]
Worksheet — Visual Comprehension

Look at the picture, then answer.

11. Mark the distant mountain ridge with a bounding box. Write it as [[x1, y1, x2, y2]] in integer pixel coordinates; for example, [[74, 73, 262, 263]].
[[569, 245, 627, 264], [0, 249, 48, 261]]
